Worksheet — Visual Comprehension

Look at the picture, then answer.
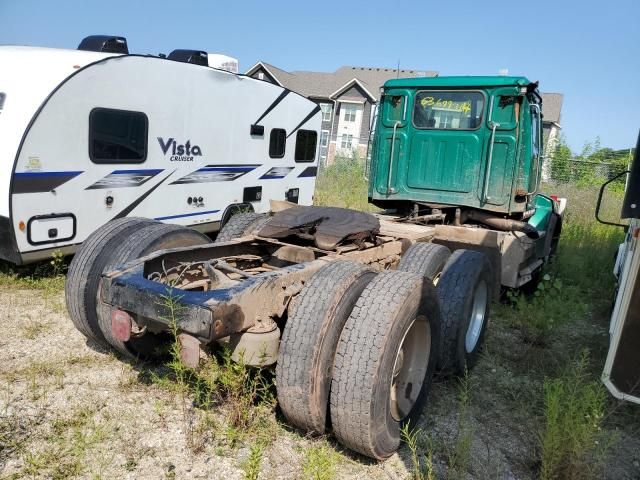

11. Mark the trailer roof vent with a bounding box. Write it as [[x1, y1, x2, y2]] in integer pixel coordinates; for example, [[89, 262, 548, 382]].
[[167, 49, 208, 66], [78, 35, 129, 54]]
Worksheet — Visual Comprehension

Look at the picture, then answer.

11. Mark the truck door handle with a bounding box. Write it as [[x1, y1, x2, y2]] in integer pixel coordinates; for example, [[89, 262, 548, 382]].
[[482, 122, 500, 203], [387, 121, 401, 195]]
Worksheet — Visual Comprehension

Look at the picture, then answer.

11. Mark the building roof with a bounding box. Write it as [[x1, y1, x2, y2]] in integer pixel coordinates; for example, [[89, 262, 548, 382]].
[[245, 62, 438, 101], [540, 92, 563, 124], [246, 62, 563, 126]]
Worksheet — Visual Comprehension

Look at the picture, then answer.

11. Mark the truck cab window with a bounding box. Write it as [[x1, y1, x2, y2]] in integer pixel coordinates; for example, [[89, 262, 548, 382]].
[[89, 108, 148, 163], [383, 95, 405, 125], [294, 130, 317, 162], [531, 106, 540, 158], [413, 91, 484, 130], [269, 128, 286, 158]]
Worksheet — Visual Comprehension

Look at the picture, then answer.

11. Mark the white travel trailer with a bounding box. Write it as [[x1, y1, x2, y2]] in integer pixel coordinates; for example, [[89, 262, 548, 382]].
[[0, 36, 321, 264], [601, 131, 640, 404]]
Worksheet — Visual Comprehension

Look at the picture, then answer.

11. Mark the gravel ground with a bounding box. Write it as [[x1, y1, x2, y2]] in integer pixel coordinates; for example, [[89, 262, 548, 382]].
[[1, 284, 639, 480]]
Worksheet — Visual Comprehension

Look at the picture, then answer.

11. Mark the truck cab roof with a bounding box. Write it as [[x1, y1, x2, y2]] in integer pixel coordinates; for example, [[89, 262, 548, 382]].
[[383, 75, 533, 89]]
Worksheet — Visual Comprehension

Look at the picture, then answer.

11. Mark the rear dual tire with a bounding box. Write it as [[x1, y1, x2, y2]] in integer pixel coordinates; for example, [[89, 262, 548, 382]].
[[65, 217, 155, 345], [66, 219, 210, 358], [276, 261, 376, 434], [214, 212, 270, 243], [330, 271, 441, 459], [397, 242, 451, 283], [436, 249, 492, 374], [96, 222, 210, 358]]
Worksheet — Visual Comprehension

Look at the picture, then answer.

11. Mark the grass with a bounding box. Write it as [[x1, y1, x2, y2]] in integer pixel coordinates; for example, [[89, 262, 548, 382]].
[[0, 250, 67, 294], [540, 350, 610, 480], [149, 292, 278, 465], [446, 371, 473, 480], [300, 441, 341, 480], [241, 441, 265, 480], [17, 406, 112, 480], [314, 156, 377, 212], [400, 422, 435, 480]]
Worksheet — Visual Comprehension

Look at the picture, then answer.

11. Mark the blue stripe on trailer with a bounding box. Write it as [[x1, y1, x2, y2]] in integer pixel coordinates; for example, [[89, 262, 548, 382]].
[[154, 209, 221, 221], [197, 166, 257, 172], [13, 171, 83, 194], [260, 167, 294, 179], [298, 166, 318, 178], [14, 170, 83, 177], [111, 169, 164, 175]]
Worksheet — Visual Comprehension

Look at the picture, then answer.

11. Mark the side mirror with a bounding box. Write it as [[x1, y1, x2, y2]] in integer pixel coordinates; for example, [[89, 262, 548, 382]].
[[621, 130, 640, 219], [596, 170, 630, 228]]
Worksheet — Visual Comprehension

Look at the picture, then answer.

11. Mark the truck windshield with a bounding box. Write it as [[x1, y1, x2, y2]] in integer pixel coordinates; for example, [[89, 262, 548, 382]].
[[413, 91, 484, 130]]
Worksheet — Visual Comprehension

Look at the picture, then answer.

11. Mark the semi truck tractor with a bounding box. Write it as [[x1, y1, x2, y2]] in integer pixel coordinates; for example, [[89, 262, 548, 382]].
[[66, 76, 565, 459]]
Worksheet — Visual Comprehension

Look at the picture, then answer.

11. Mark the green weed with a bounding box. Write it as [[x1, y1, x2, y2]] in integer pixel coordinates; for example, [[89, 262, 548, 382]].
[[447, 370, 473, 480], [241, 440, 265, 480], [400, 422, 434, 480], [540, 350, 610, 480], [300, 441, 340, 480], [153, 290, 278, 453]]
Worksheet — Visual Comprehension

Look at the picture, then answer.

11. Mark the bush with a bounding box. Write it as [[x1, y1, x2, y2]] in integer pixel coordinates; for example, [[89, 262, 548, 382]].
[[314, 153, 376, 212]]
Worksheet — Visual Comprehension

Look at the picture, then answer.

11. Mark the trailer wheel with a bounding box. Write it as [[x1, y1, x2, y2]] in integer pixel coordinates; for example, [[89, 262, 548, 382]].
[[96, 222, 211, 359], [214, 212, 269, 243], [436, 249, 492, 375], [397, 243, 451, 284], [276, 261, 376, 434], [65, 217, 155, 345], [330, 271, 441, 459]]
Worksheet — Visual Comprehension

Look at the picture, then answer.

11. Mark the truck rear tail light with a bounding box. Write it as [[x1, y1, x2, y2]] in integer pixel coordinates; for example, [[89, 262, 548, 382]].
[[111, 309, 132, 342]]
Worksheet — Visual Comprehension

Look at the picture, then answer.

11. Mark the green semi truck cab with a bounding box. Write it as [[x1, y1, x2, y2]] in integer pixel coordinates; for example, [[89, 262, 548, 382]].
[[369, 76, 545, 217], [367, 76, 564, 288]]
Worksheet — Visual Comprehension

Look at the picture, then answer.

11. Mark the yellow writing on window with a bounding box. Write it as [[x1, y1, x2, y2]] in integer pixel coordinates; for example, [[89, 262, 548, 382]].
[[420, 97, 471, 114]]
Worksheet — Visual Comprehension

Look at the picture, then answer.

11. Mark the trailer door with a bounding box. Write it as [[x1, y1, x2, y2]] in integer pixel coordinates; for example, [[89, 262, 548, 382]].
[[603, 222, 640, 403], [603, 131, 640, 404]]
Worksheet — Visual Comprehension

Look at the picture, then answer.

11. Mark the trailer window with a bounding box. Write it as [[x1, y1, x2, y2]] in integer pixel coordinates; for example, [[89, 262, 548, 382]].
[[294, 130, 317, 162], [413, 91, 484, 130], [89, 108, 148, 163], [269, 128, 286, 158]]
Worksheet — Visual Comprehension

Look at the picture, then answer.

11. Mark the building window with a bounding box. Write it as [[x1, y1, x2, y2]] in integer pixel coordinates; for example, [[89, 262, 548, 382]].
[[89, 108, 148, 163], [258, 72, 264, 80], [320, 103, 333, 122], [294, 130, 317, 162], [343, 104, 357, 122], [320, 130, 330, 147], [340, 134, 354, 149], [269, 128, 286, 158]]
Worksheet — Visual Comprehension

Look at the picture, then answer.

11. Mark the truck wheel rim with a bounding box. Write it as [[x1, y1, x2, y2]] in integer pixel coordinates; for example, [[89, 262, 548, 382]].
[[390, 315, 431, 421], [465, 280, 488, 353]]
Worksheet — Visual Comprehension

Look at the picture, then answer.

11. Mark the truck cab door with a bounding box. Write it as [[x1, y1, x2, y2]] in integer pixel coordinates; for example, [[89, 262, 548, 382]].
[[482, 88, 520, 207], [372, 91, 408, 196]]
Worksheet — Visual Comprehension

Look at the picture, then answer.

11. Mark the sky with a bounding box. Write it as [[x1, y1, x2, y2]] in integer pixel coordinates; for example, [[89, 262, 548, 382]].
[[1, 0, 638, 152]]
